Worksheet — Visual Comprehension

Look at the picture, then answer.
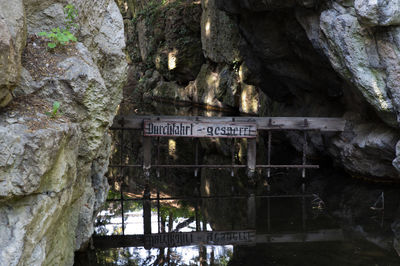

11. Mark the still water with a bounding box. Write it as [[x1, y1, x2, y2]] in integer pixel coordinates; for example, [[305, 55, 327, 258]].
[[75, 99, 400, 265]]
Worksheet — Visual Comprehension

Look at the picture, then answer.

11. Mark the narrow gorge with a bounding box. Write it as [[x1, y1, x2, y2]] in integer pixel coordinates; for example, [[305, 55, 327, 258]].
[[1, 0, 400, 265]]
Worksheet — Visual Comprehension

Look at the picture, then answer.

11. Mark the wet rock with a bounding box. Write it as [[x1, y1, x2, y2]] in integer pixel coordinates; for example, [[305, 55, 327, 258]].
[[151, 80, 190, 102], [330, 121, 399, 179], [201, 0, 242, 64], [0, 0, 26, 107], [187, 64, 239, 108], [133, 0, 203, 84], [136, 18, 152, 62], [391, 141, 400, 173]]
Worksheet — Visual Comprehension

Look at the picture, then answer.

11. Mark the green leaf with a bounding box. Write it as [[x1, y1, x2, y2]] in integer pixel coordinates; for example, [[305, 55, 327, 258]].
[[60, 35, 69, 42], [53, 101, 60, 110], [38, 32, 47, 36], [48, 43, 56, 48]]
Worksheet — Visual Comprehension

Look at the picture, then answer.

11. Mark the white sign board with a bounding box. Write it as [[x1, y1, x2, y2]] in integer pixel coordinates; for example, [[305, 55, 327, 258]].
[[144, 120, 257, 138]]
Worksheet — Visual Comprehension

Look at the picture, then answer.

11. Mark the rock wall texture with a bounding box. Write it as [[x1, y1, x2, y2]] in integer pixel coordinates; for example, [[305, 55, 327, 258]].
[[121, 0, 400, 181], [0, 0, 127, 265], [0, 0, 26, 108], [210, 0, 400, 180]]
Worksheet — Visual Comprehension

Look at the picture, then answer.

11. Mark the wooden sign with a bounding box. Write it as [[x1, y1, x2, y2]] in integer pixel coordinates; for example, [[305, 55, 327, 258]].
[[144, 230, 256, 248], [144, 120, 257, 138]]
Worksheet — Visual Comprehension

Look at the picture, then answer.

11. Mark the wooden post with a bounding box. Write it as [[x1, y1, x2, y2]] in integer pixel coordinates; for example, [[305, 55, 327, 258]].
[[143, 185, 152, 250], [301, 120, 308, 232], [247, 193, 256, 229], [194, 188, 201, 232], [143, 136, 152, 180], [267, 129, 272, 191], [194, 138, 199, 177], [156, 137, 160, 178], [267, 131, 272, 178], [231, 117, 236, 177], [302, 120, 308, 179], [267, 197, 271, 232], [120, 186, 125, 236], [231, 138, 235, 177], [119, 121, 125, 236], [157, 189, 160, 233], [247, 138, 257, 178]]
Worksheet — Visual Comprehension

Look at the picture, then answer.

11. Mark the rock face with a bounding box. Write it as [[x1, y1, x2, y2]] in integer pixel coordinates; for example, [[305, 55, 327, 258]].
[[124, 0, 265, 115], [0, 0, 26, 108], [209, 0, 400, 180], [0, 0, 127, 265]]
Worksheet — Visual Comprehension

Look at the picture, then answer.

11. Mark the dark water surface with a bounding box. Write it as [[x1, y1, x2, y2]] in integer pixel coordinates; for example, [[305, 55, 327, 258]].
[[75, 100, 400, 265]]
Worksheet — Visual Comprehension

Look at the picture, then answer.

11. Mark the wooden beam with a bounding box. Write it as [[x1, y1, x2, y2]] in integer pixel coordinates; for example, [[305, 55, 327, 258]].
[[109, 164, 319, 169], [93, 230, 255, 249], [111, 116, 346, 132], [247, 194, 256, 229], [143, 186, 151, 236], [255, 229, 344, 243], [142, 136, 152, 177]]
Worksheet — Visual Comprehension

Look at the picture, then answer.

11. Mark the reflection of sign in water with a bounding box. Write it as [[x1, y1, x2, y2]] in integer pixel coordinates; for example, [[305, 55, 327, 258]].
[[144, 230, 256, 248], [144, 120, 257, 138]]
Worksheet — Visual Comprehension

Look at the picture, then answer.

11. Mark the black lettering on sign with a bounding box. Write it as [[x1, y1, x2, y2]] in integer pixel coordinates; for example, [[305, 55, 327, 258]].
[[144, 120, 257, 138]]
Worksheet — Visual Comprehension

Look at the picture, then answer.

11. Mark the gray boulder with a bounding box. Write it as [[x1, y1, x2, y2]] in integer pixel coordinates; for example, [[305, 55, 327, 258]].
[[0, 0, 26, 107]]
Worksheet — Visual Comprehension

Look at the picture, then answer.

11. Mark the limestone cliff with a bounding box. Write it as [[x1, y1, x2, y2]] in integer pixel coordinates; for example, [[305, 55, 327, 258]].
[[122, 0, 400, 181], [0, 0, 127, 265]]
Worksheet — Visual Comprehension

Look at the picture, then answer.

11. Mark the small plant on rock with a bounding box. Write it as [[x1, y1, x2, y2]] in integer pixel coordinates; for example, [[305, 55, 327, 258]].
[[38, 27, 77, 49], [64, 4, 78, 30], [38, 4, 78, 49], [45, 101, 61, 118]]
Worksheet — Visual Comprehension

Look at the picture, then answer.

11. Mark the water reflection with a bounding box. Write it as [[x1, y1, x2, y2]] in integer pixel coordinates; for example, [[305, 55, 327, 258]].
[[75, 101, 400, 265]]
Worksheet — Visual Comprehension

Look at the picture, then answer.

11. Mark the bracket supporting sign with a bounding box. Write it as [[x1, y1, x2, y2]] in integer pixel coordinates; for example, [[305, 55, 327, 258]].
[[144, 120, 257, 138]]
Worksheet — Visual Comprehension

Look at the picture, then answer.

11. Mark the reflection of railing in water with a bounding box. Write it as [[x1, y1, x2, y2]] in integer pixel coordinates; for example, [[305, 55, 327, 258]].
[[94, 193, 344, 249], [93, 229, 344, 249], [98, 115, 346, 249]]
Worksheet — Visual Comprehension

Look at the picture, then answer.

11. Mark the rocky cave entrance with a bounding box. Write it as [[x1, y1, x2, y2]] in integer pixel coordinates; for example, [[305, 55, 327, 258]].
[[75, 0, 400, 265], [74, 99, 400, 265]]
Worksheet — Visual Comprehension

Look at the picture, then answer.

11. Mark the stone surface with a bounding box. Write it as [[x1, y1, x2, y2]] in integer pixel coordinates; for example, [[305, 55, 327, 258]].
[[0, 0, 127, 265], [201, 0, 241, 64], [24, 2, 66, 34], [355, 0, 400, 26], [329, 121, 399, 179], [133, 0, 203, 84], [320, 8, 398, 126], [0, 0, 26, 107], [186, 64, 239, 108]]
